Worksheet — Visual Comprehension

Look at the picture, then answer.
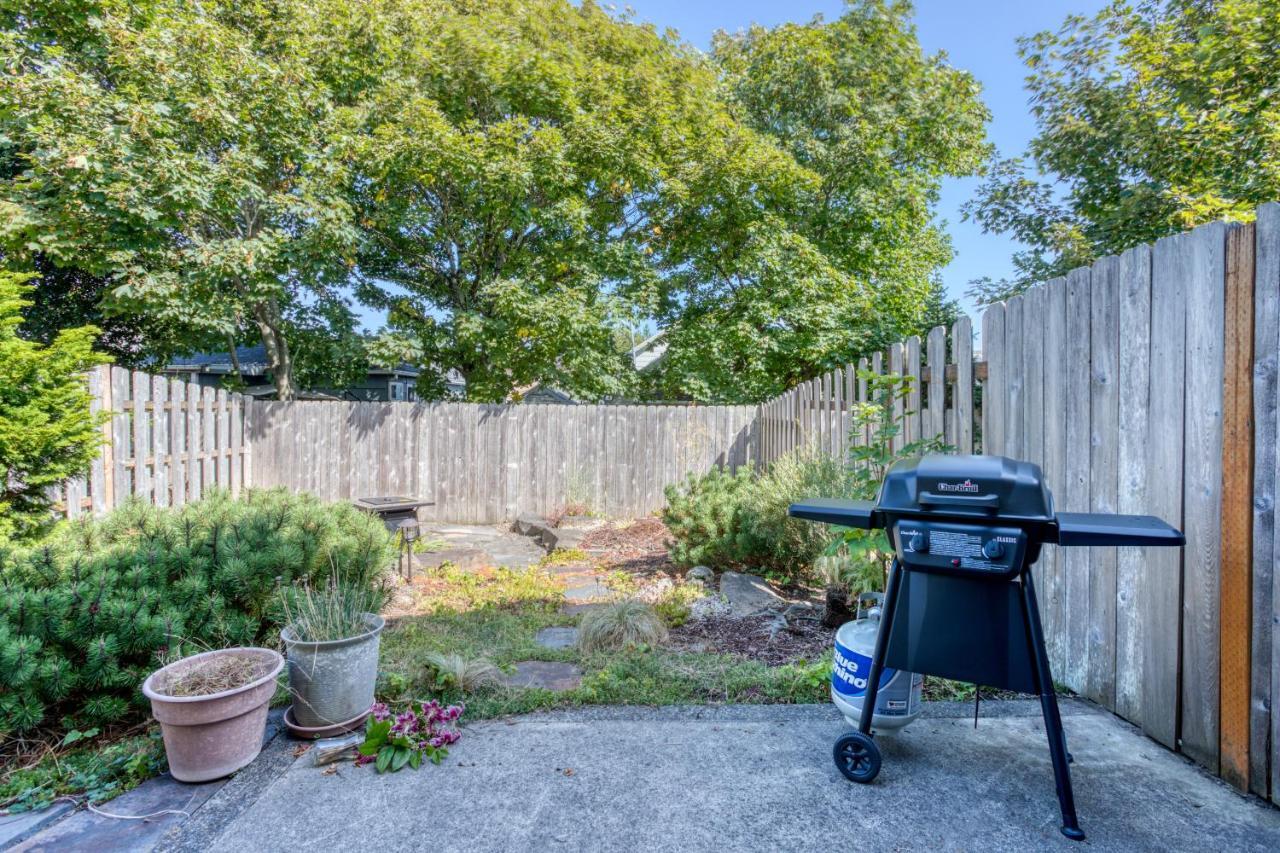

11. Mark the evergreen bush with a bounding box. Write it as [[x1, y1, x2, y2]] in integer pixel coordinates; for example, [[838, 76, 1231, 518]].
[[662, 372, 949, 584], [0, 489, 395, 735], [0, 270, 109, 540], [662, 466, 756, 569]]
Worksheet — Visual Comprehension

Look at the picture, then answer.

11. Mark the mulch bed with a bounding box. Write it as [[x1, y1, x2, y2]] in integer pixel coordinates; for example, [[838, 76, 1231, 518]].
[[669, 612, 835, 667], [581, 517, 674, 577]]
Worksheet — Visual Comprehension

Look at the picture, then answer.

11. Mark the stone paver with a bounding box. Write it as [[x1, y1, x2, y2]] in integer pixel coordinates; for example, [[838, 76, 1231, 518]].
[[719, 571, 786, 616], [12, 776, 224, 853], [560, 602, 607, 616], [534, 627, 579, 650], [0, 802, 73, 849], [412, 546, 491, 572], [502, 661, 583, 691], [563, 580, 605, 602], [414, 522, 544, 570], [200, 702, 1280, 853]]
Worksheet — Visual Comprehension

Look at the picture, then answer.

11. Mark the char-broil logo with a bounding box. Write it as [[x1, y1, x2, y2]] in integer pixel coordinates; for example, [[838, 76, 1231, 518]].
[[937, 479, 980, 494]]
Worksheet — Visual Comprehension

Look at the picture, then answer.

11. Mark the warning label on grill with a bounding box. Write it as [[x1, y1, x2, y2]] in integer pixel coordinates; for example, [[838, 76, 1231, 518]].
[[930, 530, 982, 557]]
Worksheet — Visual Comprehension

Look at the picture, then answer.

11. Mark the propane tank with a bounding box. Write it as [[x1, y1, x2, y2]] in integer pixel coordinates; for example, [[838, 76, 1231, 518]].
[[831, 594, 923, 732]]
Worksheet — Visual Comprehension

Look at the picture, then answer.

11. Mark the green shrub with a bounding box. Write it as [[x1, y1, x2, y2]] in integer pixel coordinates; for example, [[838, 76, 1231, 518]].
[[0, 489, 395, 735], [663, 450, 855, 583], [737, 450, 856, 576], [662, 466, 756, 568], [0, 270, 109, 541], [663, 371, 950, 585]]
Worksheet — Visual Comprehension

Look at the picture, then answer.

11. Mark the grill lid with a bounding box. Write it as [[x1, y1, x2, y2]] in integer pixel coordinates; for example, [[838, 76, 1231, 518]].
[[877, 454, 1054, 521]]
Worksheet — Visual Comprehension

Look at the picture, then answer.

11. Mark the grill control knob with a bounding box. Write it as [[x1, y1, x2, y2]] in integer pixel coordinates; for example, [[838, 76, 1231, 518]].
[[909, 531, 928, 553], [982, 539, 1005, 560]]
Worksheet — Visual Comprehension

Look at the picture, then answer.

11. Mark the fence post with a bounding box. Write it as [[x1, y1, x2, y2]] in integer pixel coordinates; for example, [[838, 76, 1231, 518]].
[[1221, 222, 1256, 791]]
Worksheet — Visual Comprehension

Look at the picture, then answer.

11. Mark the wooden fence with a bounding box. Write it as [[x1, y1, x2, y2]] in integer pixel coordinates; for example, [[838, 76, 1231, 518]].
[[746, 208, 1280, 805], [245, 401, 758, 522], [757, 315, 976, 464], [51, 206, 1280, 807], [980, 211, 1279, 805], [58, 365, 251, 516]]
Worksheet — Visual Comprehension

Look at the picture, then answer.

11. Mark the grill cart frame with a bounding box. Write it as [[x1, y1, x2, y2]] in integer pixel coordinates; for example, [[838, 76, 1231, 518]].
[[790, 454, 1184, 841]]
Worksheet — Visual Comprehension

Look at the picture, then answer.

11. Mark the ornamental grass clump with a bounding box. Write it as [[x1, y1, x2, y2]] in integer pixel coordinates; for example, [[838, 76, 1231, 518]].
[[423, 652, 504, 693], [577, 600, 668, 654], [280, 576, 387, 643]]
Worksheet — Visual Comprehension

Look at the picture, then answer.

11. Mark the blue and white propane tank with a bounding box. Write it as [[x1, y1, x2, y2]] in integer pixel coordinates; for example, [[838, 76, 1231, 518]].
[[831, 595, 923, 731]]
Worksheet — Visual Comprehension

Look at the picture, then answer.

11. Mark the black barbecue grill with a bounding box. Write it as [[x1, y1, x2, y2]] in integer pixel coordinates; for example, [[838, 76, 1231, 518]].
[[789, 454, 1184, 841]]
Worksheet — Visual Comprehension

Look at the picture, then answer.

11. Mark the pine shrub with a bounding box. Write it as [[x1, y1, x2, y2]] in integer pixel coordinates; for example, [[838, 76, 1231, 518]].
[[662, 452, 853, 582], [0, 489, 395, 735], [661, 466, 756, 568]]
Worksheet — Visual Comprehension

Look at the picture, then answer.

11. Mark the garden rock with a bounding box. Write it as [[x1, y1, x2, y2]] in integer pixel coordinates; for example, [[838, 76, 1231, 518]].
[[513, 513, 551, 536], [689, 595, 733, 622], [503, 661, 583, 691], [535, 627, 580, 650], [543, 526, 587, 552], [686, 565, 714, 585], [719, 572, 785, 616]]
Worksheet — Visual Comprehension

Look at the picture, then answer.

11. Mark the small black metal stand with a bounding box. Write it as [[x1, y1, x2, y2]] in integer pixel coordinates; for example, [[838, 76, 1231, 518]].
[[851, 559, 1085, 841], [353, 496, 433, 581]]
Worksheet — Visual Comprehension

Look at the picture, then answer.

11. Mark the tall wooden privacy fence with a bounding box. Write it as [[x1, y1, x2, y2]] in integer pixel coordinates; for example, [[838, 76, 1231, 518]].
[[51, 205, 1280, 807], [980, 209, 1279, 807], [758, 315, 976, 464], [59, 365, 251, 517], [245, 401, 759, 522]]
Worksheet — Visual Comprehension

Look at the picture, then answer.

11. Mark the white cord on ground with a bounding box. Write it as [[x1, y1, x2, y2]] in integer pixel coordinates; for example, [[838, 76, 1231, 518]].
[[86, 801, 190, 821], [46, 795, 190, 822]]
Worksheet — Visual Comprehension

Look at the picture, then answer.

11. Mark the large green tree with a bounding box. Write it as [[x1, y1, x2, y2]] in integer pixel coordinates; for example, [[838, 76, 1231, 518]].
[[647, 0, 990, 401], [352, 0, 767, 402], [965, 0, 1280, 304], [0, 0, 372, 398]]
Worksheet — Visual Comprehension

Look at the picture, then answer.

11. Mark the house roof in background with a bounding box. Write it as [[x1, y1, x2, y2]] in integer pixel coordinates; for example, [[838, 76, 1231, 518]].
[[629, 332, 667, 372], [166, 345, 421, 378]]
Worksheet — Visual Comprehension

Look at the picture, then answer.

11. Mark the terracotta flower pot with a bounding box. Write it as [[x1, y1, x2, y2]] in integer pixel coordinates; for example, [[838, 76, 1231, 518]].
[[142, 647, 283, 783]]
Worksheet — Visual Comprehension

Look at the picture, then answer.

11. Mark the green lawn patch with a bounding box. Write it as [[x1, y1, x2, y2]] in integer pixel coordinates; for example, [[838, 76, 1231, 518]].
[[377, 564, 831, 718]]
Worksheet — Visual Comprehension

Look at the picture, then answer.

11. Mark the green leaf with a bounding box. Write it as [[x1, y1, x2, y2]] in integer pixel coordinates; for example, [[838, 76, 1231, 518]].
[[391, 746, 411, 771], [375, 746, 393, 773], [408, 750, 422, 770]]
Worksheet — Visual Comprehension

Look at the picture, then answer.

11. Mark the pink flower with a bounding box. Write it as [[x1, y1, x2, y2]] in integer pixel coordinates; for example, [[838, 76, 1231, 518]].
[[392, 710, 419, 734], [370, 702, 391, 722], [355, 752, 376, 766]]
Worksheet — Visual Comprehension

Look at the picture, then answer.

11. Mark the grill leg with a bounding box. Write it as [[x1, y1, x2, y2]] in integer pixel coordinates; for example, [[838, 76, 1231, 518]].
[[858, 558, 904, 736], [1020, 571, 1085, 841]]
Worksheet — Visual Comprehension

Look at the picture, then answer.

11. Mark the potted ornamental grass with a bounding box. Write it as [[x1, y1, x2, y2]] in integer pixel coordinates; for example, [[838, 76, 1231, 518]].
[[280, 578, 387, 736], [142, 646, 284, 782]]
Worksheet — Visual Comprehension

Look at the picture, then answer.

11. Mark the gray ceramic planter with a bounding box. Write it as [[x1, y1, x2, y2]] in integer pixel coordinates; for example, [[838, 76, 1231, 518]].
[[282, 613, 384, 728], [142, 647, 283, 783]]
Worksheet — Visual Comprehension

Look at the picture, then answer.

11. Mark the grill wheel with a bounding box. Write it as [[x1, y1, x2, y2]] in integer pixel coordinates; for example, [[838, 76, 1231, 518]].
[[833, 731, 882, 783]]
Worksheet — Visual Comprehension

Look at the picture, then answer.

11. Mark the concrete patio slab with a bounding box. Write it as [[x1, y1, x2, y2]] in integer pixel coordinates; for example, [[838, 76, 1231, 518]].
[[193, 702, 1280, 853]]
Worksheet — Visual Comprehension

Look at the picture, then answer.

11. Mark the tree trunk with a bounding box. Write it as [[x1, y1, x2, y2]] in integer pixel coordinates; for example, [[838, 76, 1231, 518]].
[[226, 334, 244, 384], [252, 303, 295, 401]]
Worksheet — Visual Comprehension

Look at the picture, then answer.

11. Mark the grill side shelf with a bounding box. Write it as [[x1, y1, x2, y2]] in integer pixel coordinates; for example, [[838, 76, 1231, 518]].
[[1053, 512, 1185, 547], [788, 499, 880, 529]]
